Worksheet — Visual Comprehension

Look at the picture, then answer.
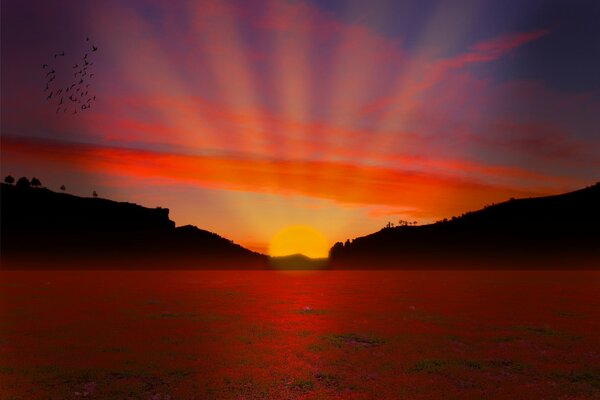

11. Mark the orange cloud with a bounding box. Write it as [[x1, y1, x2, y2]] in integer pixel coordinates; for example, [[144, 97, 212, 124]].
[[3, 135, 570, 219]]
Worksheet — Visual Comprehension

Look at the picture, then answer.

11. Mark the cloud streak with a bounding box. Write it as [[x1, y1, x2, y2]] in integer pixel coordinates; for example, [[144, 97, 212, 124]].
[[3, 135, 580, 218]]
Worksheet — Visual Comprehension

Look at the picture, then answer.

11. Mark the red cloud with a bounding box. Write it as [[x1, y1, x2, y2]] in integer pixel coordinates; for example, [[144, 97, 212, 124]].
[[3, 135, 574, 219]]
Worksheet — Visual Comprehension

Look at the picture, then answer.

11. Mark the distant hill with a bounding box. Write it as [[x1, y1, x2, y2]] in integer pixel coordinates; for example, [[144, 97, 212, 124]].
[[269, 254, 328, 270], [1, 183, 268, 269], [3, 182, 599, 270], [329, 183, 600, 269]]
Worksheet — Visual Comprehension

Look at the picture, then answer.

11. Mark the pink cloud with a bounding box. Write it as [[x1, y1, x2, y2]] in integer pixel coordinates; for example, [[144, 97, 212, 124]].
[[361, 29, 550, 117]]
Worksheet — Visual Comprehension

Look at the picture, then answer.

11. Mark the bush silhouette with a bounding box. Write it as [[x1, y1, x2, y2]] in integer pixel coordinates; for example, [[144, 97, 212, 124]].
[[60, 185, 66, 191], [16, 177, 30, 188], [31, 177, 42, 188], [93, 190, 98, 198], [4, 175, 15, 185]]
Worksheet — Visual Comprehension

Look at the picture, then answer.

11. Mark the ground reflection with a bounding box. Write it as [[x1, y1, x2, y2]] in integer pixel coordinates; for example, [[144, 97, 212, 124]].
[[0, 270, 598, 399]]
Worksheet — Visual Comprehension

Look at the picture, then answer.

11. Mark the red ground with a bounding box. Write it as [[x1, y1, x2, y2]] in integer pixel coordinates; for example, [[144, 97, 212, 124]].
[[0, 270, 599, 399]]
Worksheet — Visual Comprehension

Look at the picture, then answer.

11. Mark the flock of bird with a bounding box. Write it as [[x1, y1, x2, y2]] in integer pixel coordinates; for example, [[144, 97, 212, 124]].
[[42, 37, 98, 115]]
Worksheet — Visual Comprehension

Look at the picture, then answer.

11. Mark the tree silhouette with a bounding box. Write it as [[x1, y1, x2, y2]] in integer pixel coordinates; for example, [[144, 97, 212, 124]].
[[16, 177, 30, 188], [31, 177, 42, 188], [93, 190, 98, 198], [4, 175, 15, 185], [60, 185, 66, 191]]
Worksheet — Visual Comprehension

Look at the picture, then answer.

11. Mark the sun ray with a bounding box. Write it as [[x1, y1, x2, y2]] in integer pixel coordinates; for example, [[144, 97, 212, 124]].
[[337, 0, 482, 210], [264, 0, 317, 235], [321, 0, 398, 239], [91, 2, 270, 244]]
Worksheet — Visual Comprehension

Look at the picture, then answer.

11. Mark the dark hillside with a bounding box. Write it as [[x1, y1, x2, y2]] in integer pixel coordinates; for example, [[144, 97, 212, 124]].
[[1, 184, 267, 269], [329, 183, 600, 268]]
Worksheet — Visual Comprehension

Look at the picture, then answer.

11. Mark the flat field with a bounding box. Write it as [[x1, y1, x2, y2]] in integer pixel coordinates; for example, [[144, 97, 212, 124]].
[[0, 270, 598, 399]]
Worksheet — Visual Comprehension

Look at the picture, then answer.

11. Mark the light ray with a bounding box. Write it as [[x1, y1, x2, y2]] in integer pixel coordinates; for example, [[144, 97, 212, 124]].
[[339, 0, 483, 209]]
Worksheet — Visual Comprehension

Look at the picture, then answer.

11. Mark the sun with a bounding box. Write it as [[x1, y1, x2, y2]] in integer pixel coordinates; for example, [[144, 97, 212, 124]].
[[269, 225, 329, 258]]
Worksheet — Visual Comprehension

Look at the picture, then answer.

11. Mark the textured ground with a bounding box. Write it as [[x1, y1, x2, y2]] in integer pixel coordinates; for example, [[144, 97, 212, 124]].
[[1, 269, 599, 399]]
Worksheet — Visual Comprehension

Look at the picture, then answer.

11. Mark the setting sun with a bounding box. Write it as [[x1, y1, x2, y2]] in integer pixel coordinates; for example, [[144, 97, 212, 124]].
[[269, 225, 329, 258]]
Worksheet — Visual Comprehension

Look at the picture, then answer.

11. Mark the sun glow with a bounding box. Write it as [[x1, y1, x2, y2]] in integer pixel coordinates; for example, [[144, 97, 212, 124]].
[[269, 225, 329, 258]]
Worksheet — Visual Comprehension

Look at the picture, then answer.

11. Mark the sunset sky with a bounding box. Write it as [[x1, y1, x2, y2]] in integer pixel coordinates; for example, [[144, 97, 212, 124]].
[[2, 0, 599, 254]]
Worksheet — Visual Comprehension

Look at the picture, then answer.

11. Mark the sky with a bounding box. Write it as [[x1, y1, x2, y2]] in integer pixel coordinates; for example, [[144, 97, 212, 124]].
[[2, 0, 599, 254]]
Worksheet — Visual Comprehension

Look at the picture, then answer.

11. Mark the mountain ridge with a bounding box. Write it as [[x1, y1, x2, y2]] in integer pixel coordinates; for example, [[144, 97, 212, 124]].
[[2, 182, 599, 269], [329, 183, 600, 269], [1, 183, 268, 269]]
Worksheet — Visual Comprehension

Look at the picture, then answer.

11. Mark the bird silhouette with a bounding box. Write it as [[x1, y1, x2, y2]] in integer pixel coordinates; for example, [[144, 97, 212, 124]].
[[43, 38, 99, 115]]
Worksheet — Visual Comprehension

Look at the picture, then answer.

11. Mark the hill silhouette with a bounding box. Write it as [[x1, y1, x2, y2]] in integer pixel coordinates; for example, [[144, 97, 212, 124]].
[[329, 183, 600, 269], [1, 183, 268, 269], [269, 254, 328, 270], [2, 182, 599, 269]]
